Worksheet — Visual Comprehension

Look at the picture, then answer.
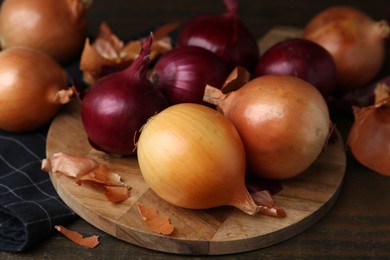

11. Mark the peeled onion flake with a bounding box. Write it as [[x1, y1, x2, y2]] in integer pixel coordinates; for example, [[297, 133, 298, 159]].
[[221, 66, 251, 94], [137, 204, 174, 235], [55, 225, 99, 248], [80, 22, 178, 84], [41, 153, 130, 202], [347, 83, 390, 176], [250, 191, 286, 218]]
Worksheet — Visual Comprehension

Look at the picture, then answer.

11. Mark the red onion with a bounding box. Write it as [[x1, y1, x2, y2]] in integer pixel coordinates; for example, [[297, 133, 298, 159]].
[[80, 35, 168, 155], [176, 0, 259, 72], [255, 38, 336, 98], [150, 46, 229, 105]]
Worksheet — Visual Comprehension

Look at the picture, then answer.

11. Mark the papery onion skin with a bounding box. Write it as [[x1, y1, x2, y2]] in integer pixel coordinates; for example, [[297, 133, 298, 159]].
[[137, 103, 258, 215], [150, 46, 230, 105], [0, 0, 89, 64], [176, 0, 259, 72], [303, 6, 390, 94], [204, 75, 331, 180], [0, 47, 72, 132], [347, 84, 390, 176], [81, 36, 168, 155], [255, 38, 336, 98]]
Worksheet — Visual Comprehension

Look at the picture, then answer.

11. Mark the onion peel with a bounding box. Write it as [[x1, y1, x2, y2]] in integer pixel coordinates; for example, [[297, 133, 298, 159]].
[[221, 66, 251, 94], [41, 153, 130, 202], [250, 191, 286, 218], [347, 83, 390, 176], [137, 204, 174, 235], [55, 225, 99, 248], [80, 22, 178, 84]]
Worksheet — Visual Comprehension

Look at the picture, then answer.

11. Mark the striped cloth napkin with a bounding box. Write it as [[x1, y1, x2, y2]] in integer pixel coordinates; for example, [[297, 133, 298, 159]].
[[0, 116, 77, 252]]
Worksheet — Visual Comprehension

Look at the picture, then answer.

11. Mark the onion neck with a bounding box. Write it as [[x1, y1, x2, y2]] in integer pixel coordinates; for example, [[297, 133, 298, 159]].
[[53, 88, 74, 105], [203, 85, 227, 109], [377, 20, 390, 38], [224, 0, 238, 17], [124, 35, 153, 80], [229, 189, 259, 216], [67, 0, 89, 22]]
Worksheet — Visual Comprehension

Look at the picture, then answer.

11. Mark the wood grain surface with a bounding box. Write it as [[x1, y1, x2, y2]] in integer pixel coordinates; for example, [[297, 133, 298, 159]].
[[45, 27, 346, 255]]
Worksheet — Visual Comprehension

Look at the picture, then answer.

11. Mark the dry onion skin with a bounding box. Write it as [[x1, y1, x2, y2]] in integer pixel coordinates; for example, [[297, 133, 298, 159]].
[[0, 47, 73, 132], [0, 0, 90, 64], [80, 22, 178, 85], [347, 83, 390, 176], [303, 6, 390, 94], [204, 74, 332, 180], [137, 103, 259, 215]]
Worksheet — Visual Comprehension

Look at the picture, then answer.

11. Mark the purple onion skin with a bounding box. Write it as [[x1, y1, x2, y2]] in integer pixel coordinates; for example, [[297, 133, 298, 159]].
[[151, 46, 230, 105], [255, 38, 336, 98], [81, 36, 168, 155], [176, 0, 259, 72]]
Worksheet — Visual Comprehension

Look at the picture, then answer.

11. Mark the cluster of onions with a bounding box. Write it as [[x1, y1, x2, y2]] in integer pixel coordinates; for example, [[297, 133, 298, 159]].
[[177, 0, 259, 72], [303, 6, 390, 94], [137, 103, 259, 215], [347, 83, 390, 176], [150, 46, 230, 105], [80, 35, 168, 155], [0, 0, 90, 64], [255, 38, 336, 98], [0, 47, 73, 132], [204, 73, 332, 180]]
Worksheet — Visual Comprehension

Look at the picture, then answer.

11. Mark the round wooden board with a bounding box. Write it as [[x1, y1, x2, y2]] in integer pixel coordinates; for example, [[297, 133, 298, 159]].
[[46, 99, 346, 255], [46, 26, 346, 255]]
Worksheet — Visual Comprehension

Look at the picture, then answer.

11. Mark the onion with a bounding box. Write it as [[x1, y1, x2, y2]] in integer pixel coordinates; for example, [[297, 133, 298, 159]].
[[347, 83, 390, 176], [176, 0, 259, 72], [303, 6, 390, 94], [0, 47, 73, 132], [255, 38, 336, 98], [150, 46, 230, 105], [204, 74, 331, 179], [0, 0, 90, 64], [137, 103, 259, 215], [80, 35, 168, 155]]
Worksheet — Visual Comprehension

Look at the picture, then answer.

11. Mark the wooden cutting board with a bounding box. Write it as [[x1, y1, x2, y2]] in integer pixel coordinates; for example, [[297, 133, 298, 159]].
[[46, 26, 346, 255]]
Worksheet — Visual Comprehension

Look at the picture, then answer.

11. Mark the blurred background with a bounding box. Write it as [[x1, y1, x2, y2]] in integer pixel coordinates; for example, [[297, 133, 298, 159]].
[[85, 0, 389, 40]]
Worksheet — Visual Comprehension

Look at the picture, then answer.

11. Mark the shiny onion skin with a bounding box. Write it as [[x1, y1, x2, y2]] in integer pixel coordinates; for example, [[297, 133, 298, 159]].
[[137, 103, 259, 215], [0, 47, 72, 132], [150, 46, 230, 105], [176, 0, 259, 72], [0, 0, 89, 64], [204, 75, 331, 180], [81, 36, 168, 155], [347, 84, 390, 176], [303, 6, 390, 94], [255, 38, 336, 98]]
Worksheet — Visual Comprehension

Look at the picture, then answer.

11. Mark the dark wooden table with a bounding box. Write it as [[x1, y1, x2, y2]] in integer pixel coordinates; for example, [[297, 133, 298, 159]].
[[2, 0, 390, 258]]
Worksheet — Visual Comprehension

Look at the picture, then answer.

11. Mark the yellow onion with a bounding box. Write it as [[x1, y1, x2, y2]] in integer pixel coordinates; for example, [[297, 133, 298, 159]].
[[303, 6, 389, 94], [0, 0, 90, 64], [347, 83, 390, 176], [204, 74, 332, 180], [0, 47, 73, 132], [137, 103, 259, 215]]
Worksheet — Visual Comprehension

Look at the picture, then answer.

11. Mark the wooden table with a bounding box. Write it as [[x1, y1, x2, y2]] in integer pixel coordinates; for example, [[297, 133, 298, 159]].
[[2, 0, 390, 258]]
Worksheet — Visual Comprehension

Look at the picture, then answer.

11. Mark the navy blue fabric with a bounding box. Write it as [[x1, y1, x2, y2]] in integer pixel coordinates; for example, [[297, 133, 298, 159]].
[[0, 126, 77, 252]]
